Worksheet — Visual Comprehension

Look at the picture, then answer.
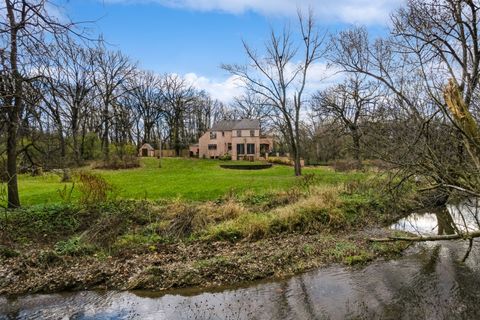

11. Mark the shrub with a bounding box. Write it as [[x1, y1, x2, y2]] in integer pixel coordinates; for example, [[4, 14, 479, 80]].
[[1, 204, 81, 242], [220, 164, 272, 170], [331, 159, 362, 172], [54, 236, 95, 256], [267, 157, 293, 166], [296, 173, 318, 191], [92, 155, 140, 170], [363, 159, 395, 170], [77, 171, 113, 205], [114, 232, 163, 251], [218, 154, 232, 161], [167, 204, 210, 238], [0, 246, 19, 259]]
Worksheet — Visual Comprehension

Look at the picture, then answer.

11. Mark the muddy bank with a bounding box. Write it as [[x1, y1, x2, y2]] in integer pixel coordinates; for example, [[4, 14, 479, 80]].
[[0, 229, 407, 296]]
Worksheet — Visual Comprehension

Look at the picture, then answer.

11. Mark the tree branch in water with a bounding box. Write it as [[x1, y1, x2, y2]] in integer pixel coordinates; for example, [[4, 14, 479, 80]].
[[369, 231, 480, 242]]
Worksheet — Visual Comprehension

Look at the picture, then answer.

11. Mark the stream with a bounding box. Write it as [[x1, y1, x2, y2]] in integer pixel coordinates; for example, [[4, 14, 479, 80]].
[[1, 200, 480, 320]]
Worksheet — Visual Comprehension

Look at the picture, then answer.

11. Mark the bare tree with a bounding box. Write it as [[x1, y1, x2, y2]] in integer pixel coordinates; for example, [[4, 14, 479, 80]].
[[223, 9, 327, 175], [330, 0, 480, 197], [92, 44, 136, 161], [311, 75, 381, 165], [126, 70, 163, 145], [160, 73, 195, 156], [0, 0, 81, 207], [231, 92, 273, 131]]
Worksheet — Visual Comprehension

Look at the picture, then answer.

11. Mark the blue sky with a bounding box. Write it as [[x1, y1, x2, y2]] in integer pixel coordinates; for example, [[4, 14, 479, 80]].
[[58, 0, 403, 101]]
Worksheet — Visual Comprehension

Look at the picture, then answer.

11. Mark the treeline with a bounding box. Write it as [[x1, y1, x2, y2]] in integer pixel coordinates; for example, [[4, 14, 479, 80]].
[[1, 39, 238, 170]]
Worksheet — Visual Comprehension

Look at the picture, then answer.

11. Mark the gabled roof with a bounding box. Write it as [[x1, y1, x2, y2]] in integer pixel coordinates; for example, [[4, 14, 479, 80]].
[[233, 119, 260, 130], [211, 120, 240, 131], [140, 143, 154, 150], [210, 119, 260, 131]]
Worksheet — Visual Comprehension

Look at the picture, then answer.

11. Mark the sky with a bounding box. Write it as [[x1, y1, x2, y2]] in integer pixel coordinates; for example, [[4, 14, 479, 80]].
[[57, 0, 404, 102]]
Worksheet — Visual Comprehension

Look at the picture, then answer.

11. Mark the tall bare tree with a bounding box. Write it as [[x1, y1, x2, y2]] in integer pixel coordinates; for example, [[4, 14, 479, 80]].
[[311, 75, 381, 165], [92, 44, 136, 161], [223, 9, 327, 175], [160, 73, 195, 156], [330, 0, 480, 197], [1, 0, 79, 207]]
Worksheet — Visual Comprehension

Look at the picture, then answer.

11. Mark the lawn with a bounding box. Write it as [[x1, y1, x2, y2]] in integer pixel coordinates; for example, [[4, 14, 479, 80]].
[[13, 158, 364, 206]]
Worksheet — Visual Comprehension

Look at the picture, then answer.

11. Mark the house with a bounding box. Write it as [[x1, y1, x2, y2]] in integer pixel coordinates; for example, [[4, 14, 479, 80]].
[[196, 119, 274, 160], [138, 143, 155, 157]]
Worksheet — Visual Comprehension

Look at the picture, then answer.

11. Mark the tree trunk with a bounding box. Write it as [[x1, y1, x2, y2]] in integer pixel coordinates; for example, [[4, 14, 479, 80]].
[[294, 121, 302, 176], [6, 2, 21, 208], [6, 111, 20, 208], [351, 129, 362, 168], [102, 103, 110, 161]]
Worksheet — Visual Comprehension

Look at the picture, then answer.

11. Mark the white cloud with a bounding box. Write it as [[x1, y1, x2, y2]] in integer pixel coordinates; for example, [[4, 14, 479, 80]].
[[184, 73, 244, 102], [102, 0, 404, 25], [184, 62, 343, 103]]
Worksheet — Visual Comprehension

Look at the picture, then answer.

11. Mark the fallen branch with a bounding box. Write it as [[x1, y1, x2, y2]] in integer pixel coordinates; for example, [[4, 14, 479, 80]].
[[369, 231, 480, 242]]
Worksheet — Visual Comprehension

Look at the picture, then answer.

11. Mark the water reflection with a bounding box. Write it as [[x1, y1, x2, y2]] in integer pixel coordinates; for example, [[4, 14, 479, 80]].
[[391, 199, 480, 236], [1, 240, 479, 320], [2, 201, 480, 320]]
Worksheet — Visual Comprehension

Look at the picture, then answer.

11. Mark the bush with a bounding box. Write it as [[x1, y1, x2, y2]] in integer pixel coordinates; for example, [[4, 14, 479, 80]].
[[54, 236, 95, 256], [362, 159, 395, 170], [92, 155, 140, 170], [331, 159, 362, 172], [0, 246, 19, 259], [0, 204, 81, 242], [218, 154, 232, 161], [267, 157, 293, 166], [77, 171, 113, 205], [167, 204, 210, 238], [220, 164, 272, 170]]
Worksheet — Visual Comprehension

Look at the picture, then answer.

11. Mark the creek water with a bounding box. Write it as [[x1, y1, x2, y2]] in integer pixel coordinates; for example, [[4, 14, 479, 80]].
[[1, 200, 480, 320]]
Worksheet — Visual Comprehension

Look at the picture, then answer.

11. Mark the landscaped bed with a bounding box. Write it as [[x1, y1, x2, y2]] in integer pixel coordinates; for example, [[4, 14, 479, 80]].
[[219, 163, 273, 170]]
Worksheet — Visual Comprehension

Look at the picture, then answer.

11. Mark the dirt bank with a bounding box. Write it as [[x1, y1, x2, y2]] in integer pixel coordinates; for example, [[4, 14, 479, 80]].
[[0, 228, 408, 296]]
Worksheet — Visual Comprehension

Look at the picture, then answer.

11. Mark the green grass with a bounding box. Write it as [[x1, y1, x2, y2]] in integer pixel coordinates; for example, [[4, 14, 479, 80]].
[[13, 158, 365, 206]]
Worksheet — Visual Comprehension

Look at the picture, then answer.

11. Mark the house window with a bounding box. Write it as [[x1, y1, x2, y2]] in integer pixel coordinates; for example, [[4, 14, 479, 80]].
[[237, 130, 242, 137], [237, 143, 245, 155], [210, 131, 217, 139], [228, 143, 232, 151], [250, 130, 255, 137], [247, 143, 255, 154], [222, 131, 225, 137], [208, 144, 217, 150]]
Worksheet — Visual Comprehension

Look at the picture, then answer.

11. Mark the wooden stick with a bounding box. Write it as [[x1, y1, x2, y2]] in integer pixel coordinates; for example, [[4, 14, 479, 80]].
[[368, 231, 480, 242]]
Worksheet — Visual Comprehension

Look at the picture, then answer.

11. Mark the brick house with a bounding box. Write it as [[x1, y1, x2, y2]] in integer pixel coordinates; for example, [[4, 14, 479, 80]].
[[192, 119, 274, 160]]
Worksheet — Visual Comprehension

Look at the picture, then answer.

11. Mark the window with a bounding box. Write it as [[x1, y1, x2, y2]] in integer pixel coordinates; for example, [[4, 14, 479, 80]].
[[236, 143, 245, 155], [208, 144, 217, 150], [228, 143, 232, 151], [236, 130, 242, 137], [247, 143, 255, 154], [222, 131, 225, 137], [210, 131, 217, 139], [250, 130, 255, 137]]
